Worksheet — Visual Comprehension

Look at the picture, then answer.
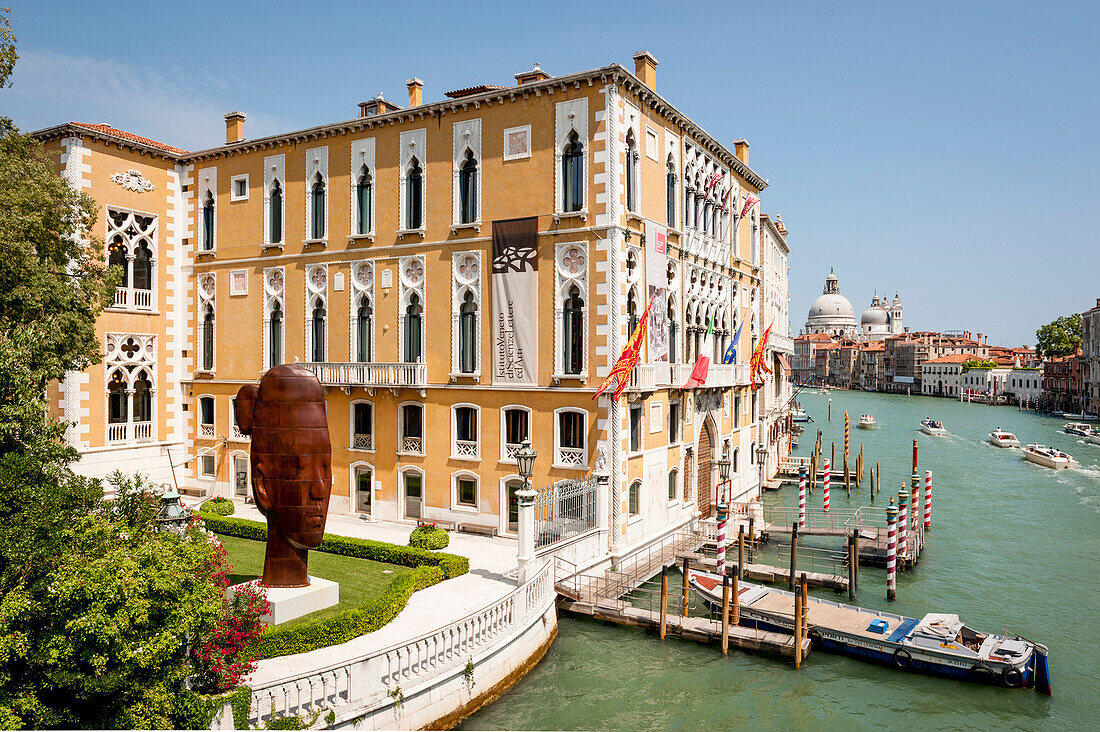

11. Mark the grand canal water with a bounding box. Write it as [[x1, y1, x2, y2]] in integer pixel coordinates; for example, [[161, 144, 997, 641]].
[[460, 390, 1100, 730]]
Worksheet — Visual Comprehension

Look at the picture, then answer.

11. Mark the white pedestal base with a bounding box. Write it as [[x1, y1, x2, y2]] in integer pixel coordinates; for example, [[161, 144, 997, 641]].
[[229, 576, 339, 625]]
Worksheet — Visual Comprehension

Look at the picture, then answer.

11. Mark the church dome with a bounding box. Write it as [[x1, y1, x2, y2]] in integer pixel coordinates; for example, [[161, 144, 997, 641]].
[[809, 293, 855, 320], [861, 305, 888, 326], [804, 269, 858, 338]]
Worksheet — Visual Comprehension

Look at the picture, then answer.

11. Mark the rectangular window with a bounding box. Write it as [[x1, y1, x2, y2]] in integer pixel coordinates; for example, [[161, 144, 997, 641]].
[[558, 411, 585, 466], [230, 174, 249, 201], [457, 478, 477, 507], [734, 395, 741, 428], [201, 454, 215, 477], [505, 409, 528, 446], [200, 397, 214, 426], [454, 406, 478, 457], [353, 403, 373, 450], [630, 405, 642, 453], [402, 405, 422, 439], [669, 401, 680, 443]]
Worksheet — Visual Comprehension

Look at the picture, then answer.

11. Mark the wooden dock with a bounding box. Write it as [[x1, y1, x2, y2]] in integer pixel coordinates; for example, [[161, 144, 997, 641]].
[[676, 551, 848, 593]]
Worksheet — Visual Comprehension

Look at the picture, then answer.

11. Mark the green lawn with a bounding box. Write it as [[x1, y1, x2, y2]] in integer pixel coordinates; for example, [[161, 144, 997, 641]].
[[217, 534, 413, 627]]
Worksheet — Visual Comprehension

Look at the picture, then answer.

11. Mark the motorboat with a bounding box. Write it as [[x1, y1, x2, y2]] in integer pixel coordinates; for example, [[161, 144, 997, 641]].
[[989, 428, 1021, 448], [858, 414, 877, 430], [687, 569, 1051, 693], [1022, 443, 1079, 470], [1089, 432, 1100, 446], [1063, 422, 1093, 437], [792, 408, 810, 423], [920, 418, 947, 436]]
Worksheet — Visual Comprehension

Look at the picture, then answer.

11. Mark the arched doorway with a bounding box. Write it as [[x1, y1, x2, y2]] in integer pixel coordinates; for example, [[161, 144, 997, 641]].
[[697, 419, 714, 518]]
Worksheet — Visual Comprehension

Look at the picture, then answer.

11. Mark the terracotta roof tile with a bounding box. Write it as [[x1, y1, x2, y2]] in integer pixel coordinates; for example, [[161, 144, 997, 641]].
[[72, 123, 189, 156]]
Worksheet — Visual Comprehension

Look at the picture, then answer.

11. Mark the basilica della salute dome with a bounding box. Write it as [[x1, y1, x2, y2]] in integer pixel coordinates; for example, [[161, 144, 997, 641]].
[[804, 270, 857, 338]]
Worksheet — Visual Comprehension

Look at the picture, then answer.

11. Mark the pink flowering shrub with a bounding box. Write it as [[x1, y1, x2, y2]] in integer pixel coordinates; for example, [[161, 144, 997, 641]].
[[191, 577, 270, 694]]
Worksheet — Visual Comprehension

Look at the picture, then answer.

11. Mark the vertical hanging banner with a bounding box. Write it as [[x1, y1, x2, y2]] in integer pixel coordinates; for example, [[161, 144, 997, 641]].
[[645, 219, 668, 364], [492, 217, 539, 385]]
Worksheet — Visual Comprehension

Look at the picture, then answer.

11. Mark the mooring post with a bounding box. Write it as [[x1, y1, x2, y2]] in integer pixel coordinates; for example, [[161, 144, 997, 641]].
[[912, 438, 918, 474], [793, 581, 803, 669], [798, 466, 807, 528], [910, 471, 920, 531], [828, 398, 832, 422], [737, 527, 745, 578], [886, 498, 898, 601], [800, 572, 809, 642], [831, 441, 835, 473], [681, 557, 690, 618], [869, 463, 876, 503], [659, 566, 669, 639], [823, 457, 831, 512], [924, 469, 933, 530], [897, 489, 909, 569], [789, 523, 799, 591], [721, 573, 731, 655], [848, 533, 857, 600], [731, 564, 740, 625], [716, 502, 728, 576]]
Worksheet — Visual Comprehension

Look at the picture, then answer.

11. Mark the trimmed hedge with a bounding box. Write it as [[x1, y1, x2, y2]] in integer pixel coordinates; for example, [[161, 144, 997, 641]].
[[198, 512, 469, 659], [409, 524, 449, 550], [199, 497, 235, 516]]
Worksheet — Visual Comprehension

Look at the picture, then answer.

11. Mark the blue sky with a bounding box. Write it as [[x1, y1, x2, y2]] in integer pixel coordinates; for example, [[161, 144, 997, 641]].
[[6, 1, 1098, 346]]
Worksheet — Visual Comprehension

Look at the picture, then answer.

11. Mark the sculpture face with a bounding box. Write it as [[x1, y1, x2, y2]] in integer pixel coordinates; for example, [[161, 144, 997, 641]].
[[235, 364, 332, 587]]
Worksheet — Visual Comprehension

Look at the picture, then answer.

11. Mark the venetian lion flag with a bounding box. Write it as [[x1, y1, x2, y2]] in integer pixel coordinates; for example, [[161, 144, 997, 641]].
[[749, 324, 774, 391], [739, 192, 760, 219], [593, 296, 654, 403], [681, 319, 714, 389]]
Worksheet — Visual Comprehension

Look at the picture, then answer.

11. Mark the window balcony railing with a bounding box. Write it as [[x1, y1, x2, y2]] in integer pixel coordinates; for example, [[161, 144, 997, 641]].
[[454, 439, 478, 458], [199, 423, 214, 438], [352, 433, 373, 451], [299, 362, 427, 388], [557, 446, 586, 468], [504, 442, 523, 461], [231, 425, 249, 442], [108, 421, 153, 444], [112, 287, 154, 311], [402, 436, 423, 454]]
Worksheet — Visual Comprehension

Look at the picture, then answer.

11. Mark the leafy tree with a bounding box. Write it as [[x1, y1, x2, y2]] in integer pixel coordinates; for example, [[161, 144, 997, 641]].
[[1035, 313, 1083, 359]]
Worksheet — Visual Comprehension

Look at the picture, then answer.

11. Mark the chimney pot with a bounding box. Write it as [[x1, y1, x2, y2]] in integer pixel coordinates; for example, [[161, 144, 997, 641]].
[[632, 50, 658, 89], [406, 78, 423, 108], [733, 138, 750, 164], [224, 111, 245, 144]]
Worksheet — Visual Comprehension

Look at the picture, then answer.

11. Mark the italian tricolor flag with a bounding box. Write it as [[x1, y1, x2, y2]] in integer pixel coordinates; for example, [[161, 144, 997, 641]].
[[682, 319, 713, 389]]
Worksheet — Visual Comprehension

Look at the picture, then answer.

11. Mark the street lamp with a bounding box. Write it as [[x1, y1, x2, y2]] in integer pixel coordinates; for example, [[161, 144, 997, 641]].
[[155, 484, 192, 534], [515, 439, 537, 490], [717, 454, 731, 503]]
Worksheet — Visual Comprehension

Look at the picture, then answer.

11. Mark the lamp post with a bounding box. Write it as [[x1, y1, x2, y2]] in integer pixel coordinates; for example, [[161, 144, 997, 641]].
[[756, 440, 769, 497], [717, 454, 731, 504], [154, 484, 192, 534], [514, 440, 538, 585]]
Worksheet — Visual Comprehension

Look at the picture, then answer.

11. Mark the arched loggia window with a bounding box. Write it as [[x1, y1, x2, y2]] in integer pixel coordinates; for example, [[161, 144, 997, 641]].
[[201, 307, 214, 370], [625, 130, 638, 213], [406, 158, 423, 229], [107, 370, 127, 425], [563, 286, 584, 375], [310, 173, 326, 239], [269, 180, 283, 244], [202, 192, 214, 250], [459, 291, 477, 373], [404, 294, 423, 362], [459, 150, 477, 224], [311, 302, 326, 362], [356, 168, 372, 234], [356, 298, 373, 362], [132, 371, 152, 424], [268, 301, 283, 367], [562, 132, 584, 212], [108, 237, 128, 287], [133, 241, 152, 292], [666, 160, 677, 227]]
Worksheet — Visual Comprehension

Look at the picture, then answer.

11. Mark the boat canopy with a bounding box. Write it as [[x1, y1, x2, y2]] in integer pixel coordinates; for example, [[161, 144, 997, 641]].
[[914, 613, 962, 640]]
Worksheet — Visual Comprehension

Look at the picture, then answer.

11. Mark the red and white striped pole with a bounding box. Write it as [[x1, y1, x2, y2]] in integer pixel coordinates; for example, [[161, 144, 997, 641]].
[[716, 502, 728, 576], [798, 466, 807, 528], [886, 498, 898, 601], [897, 488, 909, 565], [823, 458, 831, 512], [923, 470, 932, 530]]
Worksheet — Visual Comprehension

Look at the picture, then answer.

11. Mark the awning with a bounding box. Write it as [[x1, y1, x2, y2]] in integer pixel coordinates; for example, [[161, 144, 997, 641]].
[[776, 353, 792, 375]]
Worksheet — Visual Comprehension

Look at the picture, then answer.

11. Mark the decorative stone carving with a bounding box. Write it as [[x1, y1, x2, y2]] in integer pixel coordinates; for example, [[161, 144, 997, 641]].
[[110, 169, 154, 192]]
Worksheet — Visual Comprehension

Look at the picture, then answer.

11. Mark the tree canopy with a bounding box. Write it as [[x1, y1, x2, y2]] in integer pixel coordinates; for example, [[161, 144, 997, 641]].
[[1035, 313, 1083, 359]]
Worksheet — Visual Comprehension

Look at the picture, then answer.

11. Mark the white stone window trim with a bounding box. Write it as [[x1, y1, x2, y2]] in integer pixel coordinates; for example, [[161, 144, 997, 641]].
[[229, 396, 249, 442], [553, 406, 588, 471], [450, 470, 481, 514], [499, 404, 532, 465], [397, 401, 425, 457], [303, 146, 329, 247], [498, 474, 525, 536], [451, 118, 482, 232], [398, 129, 427, 238], [197, 394, 216, 440], [104, 332, 158, 445], [196, 272, 217, 374], [628, 403, 645, 456], [645, 125, 660, 162], [304, 263, 329, 363], [350, 459, 377, 517], [196, 167, 217, 254], [398, 465, 425, 521], [502, 124, 532, 162], [262, 266, 285, 372], [450, 251, 481, 379], [668, 398, 682, 446], [667, 466, 681, 507], [263, 154, 286, 250], [349, 138, 377, 242], [553, 96, 588, 222], [398, 255, 426, 365], [230, 174, 249, 202], [349, 398, 375, 453], [450, 402, 481, 462], [623, 101, 641, 216], [553, 241, 589, 381], [104, 206, 159, 314], [628, 479, 644, 521], [200, 453, 217, 478], [349, 260, 375, 364]]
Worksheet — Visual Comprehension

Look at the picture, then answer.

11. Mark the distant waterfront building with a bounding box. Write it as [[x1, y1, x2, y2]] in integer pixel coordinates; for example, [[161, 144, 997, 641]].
[[920, 354, 977, 397], [792, 332, 833, 384], [1006, 367, 1044, 405], [859, 341, 885, 390], [1083, 298, 1100, 416], [859, 291, 903, 341], [1043, 351, 1084, 413], [803, 270, 857, 338]]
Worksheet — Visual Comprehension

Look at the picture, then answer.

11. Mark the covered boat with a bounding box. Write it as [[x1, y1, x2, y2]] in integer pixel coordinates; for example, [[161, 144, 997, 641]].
[[1023, 443, 1079, 470], [1064, 422, 1093, 437], [989, 428, 1021, 448], [921, 418, 947, 436], [792, 408, 810, 423], [686, 569, 1051, 693]]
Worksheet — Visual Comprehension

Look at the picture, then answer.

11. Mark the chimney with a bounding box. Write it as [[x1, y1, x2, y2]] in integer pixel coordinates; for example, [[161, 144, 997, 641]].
[[224, 111, 245, 144], [733, 138, 750, 164], [406, 78, 423, 108], [632, 50, 658, 89], [358, 92, 402, 118], [515, 62, 551, 85]]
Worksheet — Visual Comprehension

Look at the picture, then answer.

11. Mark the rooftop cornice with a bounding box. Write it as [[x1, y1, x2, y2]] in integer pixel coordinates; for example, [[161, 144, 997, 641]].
[[31, 122, 185, 162]]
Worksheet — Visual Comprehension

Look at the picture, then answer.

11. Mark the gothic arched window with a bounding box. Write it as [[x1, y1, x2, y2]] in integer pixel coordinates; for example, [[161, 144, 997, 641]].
[[459, 150, 478, 224], [269, 180, 283, 243], [563, 286, 584, 375], [356, 298, 373, 362], [202, 192, 214, 250], [268, 301, 283, 367], [311, 302, 326, 362], [406, 158, 423, 229], [404, 294, 423, 362], [562, 132, 584, 212], [356, 167, 372, 234], [133, 241, 152, 291], [625, 130, 638, 213], [459, 291, 477, 373], [311, 173, 326, 239], [201, 307, 214, 370]]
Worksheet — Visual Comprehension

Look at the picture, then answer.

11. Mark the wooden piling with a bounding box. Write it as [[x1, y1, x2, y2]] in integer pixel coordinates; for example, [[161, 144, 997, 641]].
[[869, 465, 876, 502], [659, 566, 669, 640], [793, 582, 803, 669], [731, 565, 740, 625], [681, 557, 690, 618], [721, 574, 731, 655], [852, 531, 860, 592], [800, 574, 809, 648], [737, 528, 745, 579], [831, 441, 836, 472], [847, 534, 857, 600], [789, 523, 799, 591]]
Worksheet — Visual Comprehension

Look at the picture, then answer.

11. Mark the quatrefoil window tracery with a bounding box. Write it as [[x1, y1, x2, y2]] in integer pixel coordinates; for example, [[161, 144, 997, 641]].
[[403, 259, 424, 287], [456, 255, 479, 285]]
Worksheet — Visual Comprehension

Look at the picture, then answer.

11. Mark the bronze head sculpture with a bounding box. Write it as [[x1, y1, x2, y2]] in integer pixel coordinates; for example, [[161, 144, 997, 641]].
[[234, 364, 332, 588]]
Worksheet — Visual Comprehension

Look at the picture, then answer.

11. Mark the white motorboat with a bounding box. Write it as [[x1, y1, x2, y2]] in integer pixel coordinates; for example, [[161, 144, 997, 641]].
[[1063, 423, 1093, 437], [1022, 444, 1079, 470], [989, 428, 1020, 448], [858, 414, 877, 430], [921, 418, 947, 436], [1089, 432, 1100, 446], [792, 408, 810, 423]]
